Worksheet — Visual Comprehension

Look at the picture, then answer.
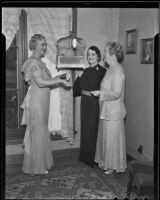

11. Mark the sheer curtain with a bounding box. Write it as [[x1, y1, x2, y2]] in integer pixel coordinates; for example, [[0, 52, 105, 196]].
[[2, 8, 21, 50], [25, 8, 73, 143], [2, 7, 74, 143]]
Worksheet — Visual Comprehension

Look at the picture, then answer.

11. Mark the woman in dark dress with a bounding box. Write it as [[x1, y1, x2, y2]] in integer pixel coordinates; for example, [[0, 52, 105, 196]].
[[73, 46, 106, 167]]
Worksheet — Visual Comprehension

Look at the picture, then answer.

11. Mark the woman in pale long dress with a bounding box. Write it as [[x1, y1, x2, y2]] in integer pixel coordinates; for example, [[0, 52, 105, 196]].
[[91, 42, 127, 174], [21, 34, 71, 175]]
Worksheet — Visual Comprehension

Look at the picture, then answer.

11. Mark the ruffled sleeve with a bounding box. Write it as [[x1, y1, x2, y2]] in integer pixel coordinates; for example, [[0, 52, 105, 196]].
[[30, 61, 43, 80], [21, 59, 43, 83], [42, 61, 52, 78], [21, 60, 31, 82]]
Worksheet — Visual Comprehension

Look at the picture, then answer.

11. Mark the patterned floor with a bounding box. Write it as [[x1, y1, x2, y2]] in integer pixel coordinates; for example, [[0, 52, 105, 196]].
[[5, 157, 153, 199]]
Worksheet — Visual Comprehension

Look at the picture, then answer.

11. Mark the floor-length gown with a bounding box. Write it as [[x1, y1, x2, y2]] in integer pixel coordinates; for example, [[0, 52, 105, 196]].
[[21, 57, 53, 174], [95, 66, 127, 173], [73, 64, 106, 167]]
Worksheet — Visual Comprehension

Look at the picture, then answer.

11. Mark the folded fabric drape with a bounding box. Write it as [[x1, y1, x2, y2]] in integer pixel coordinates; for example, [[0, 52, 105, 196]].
[[2, 8, 21, 50]]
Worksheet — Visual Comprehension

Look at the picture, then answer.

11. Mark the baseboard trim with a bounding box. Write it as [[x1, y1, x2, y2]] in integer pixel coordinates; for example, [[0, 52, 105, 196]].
[[126, 143, 152, 161]]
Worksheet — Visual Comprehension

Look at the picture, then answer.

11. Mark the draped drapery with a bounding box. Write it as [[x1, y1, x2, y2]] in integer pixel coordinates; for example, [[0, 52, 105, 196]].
[[26, 8, 72, 64], [2, 8, 21, 50], [26, 8, 74, 143], [2, 8, 74, 143]]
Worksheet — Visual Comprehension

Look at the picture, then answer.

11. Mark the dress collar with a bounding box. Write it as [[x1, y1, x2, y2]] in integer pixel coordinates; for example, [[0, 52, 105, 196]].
[[89, 64, 99, 71]]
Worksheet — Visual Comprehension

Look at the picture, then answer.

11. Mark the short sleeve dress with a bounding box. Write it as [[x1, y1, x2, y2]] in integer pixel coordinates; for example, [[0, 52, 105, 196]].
[[21, 57, 53, 174]]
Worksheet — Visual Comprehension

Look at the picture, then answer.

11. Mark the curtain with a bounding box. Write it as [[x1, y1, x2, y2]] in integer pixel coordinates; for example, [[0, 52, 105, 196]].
[[25, 8, 72, 64], [25, 8, 74, 143], [2, 8, 21, 50], [2, 7, 74, 143]]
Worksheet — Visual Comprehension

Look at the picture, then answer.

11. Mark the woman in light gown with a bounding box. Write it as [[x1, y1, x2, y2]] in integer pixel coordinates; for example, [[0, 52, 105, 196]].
[[21, 34, 71, 175], [91, 42, 127, 174]]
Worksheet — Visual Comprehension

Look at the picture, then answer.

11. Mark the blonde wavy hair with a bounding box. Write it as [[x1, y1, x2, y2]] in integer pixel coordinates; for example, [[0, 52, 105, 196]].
[[29, 34, 46, 51], [105, 42, 124, 63]]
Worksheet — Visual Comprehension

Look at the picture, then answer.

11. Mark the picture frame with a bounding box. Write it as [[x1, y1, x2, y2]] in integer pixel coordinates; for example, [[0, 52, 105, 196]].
[[125, 29, 137, 54], [140, 38, 154, 64]]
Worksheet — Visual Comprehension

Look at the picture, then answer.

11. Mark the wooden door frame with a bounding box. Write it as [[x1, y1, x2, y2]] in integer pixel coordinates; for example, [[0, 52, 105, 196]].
[[6, 9, 28, 142]]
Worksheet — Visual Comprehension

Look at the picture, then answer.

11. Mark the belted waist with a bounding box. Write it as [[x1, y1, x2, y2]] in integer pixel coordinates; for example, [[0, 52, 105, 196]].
[[82, 90, 92, 96]]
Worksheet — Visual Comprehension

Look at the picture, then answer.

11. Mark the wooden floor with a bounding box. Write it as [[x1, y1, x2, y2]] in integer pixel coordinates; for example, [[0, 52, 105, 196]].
[[5, 148, 80, 174], [5, 147, 134, 175]]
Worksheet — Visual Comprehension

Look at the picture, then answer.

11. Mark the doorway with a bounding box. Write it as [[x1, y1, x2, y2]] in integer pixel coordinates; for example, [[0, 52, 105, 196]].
[[6, 10, 28, 144]]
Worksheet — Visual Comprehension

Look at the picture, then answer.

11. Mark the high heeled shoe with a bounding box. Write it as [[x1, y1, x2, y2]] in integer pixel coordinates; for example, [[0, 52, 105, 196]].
[[41, 171, 48, 175], [104, 169, 114, 174]]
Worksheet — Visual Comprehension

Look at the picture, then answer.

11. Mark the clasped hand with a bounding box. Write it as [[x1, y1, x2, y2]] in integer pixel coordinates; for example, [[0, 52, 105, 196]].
[[90, 90, 100, 97], [53, 73, 72, 88], [62, 79, 72, 88], [56, 73, 71, 81], [60, 75, 72, 88]]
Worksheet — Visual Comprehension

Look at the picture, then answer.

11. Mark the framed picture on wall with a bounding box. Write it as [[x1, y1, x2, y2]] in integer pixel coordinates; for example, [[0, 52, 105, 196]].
[[125, 29, 137, 54], [140, 38, 154, 64]]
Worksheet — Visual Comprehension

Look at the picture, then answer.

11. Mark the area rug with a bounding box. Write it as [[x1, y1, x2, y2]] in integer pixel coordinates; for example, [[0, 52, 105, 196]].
[[5, 160, 153, 199]]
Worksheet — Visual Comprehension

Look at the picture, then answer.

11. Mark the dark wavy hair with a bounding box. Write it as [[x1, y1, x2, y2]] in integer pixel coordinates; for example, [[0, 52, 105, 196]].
[[87, 46, 101, 62], [106, 42, 124, 63], [29, 34, 46, 51]]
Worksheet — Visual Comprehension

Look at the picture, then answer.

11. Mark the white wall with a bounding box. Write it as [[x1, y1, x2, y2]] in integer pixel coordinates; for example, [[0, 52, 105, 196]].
[[118, 8, 159, 161], [77, 8, 109, 57]]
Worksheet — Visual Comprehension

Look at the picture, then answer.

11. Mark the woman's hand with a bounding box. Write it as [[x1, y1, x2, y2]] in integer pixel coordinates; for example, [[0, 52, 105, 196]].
[[65, 73, 71, 81], [53, 74, 65, 80], [51, 76, 61, 81], [61, 79, 72, 88], [90, 90, 101, 97], [56, 73, 71, 81]]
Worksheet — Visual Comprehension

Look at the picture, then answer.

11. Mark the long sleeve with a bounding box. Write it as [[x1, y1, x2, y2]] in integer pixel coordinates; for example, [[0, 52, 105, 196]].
[[73, 76, 82, 97], [100, 71, 125, 101], [73, 64, 106, 97]]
